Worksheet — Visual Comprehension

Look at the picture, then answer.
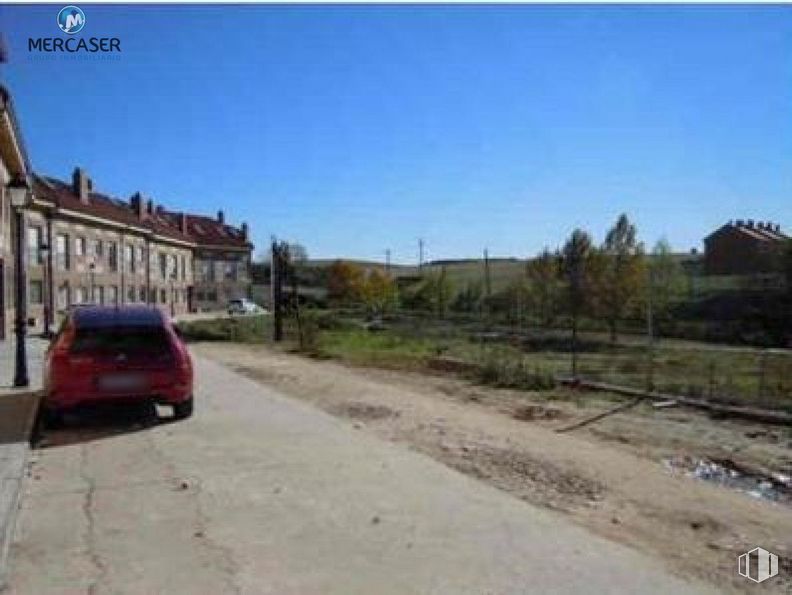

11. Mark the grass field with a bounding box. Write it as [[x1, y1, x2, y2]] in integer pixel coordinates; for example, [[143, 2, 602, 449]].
[[177, 312, 792, 411]]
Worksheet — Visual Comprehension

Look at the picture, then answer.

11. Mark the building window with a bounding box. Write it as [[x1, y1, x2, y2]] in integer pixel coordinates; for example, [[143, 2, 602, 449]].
[[75, 237, 86, 257], [159, 254, 167, 279], [224, 261, 237, 281], [160, 289, 167, 304], [107, 285, 118, 305], [125, 244, 135, 273], [180, 255, 186, 280], [27, 227, 43, 267], [136, 246, 144, 271], [127, 285, 136, 303], [93, 286, 104, 305], [74, 287, 87, 304], [139, 287, 146, 303], [108, 242, 118, 272], [29, 280, 43, 305], [149, 288, 157, 303], [93, 239, 103, 259], [56, 234, 70, 271], [201, 260, 214, 282], [57, 283, 70, 310]]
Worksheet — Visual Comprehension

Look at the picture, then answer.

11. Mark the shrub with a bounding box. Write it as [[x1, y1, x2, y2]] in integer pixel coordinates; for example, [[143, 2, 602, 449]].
[[475, 349, 556, 391]]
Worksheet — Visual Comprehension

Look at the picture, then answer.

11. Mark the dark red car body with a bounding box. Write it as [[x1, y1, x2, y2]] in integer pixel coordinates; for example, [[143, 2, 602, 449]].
[[43, 306, 193, 419]]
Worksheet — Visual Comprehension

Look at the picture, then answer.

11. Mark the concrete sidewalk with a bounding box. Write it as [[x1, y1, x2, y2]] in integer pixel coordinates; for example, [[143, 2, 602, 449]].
[[0, 337, 46, 588], [9, 353, 716, 594]]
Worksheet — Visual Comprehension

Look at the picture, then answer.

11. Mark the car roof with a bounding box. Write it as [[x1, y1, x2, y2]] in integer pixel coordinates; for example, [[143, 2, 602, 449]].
[[70, 305, 168, 329]]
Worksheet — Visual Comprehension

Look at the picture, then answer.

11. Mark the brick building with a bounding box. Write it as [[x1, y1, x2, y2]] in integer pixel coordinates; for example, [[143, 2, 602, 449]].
[[25, 168, 253, 332], [0, 85, 31, 339], [1, 83, 254, 340], [704, 219, 788, 276]]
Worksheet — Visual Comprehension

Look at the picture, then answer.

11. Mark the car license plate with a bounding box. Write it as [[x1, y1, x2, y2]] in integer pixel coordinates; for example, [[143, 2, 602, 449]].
[[99, 373, 146, 391]]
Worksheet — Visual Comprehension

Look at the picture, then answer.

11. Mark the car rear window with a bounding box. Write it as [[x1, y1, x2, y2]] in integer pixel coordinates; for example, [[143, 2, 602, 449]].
[[70, 326, 173, 357]]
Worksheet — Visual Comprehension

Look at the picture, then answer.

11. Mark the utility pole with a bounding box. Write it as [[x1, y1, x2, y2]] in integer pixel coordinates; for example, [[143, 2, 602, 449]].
[[385, 249, 391, 276], [483, 248, 492, 300], [270, 238, 284, 342], [645, 267, 655, 391], [483, 248, 492, 324], [418, 238, 424, 271]]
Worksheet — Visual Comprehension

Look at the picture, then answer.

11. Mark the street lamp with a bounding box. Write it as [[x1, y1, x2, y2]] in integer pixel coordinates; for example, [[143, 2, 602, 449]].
[[7, 176, 30, 387], [39, 242, 52, 338]]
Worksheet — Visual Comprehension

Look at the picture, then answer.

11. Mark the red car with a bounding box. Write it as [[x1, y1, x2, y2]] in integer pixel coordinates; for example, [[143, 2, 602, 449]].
[[43, 305, 193, 424]]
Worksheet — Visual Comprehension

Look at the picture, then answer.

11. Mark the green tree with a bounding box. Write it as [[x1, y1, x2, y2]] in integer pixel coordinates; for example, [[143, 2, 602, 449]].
[[647, 238, 684, 332], [360, 269, 397, 316], [597, 214, 646, 343], [561, 229, 595, 376], [326, 260, 364, 305], [526, 248, 561, 327], [452, 280, 483, 313]]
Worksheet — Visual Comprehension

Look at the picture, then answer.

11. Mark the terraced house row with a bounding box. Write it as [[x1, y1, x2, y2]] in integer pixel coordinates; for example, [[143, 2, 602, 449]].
[[0, 85, 254, 339]]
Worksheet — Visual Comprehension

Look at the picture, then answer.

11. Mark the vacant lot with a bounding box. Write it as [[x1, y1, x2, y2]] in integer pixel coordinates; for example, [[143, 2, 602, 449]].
[[197, 341, 792, 594], [177, 315, 792, 410]]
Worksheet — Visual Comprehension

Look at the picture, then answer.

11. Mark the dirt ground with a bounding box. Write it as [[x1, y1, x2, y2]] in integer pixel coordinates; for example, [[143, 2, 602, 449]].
[[195, 342, 792, 593]]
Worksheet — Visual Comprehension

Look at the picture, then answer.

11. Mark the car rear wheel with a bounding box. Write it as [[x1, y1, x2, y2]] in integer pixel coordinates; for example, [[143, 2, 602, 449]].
[[41, 407, 65, 429], [173, 396, 193, 420]]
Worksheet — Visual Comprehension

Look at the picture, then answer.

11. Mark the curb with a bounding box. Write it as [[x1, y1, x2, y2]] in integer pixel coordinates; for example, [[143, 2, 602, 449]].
[[0, 390, 41, 591]]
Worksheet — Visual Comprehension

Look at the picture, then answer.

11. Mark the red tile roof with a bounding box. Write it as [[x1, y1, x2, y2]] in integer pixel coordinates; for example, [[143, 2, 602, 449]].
[[32, 174, 252, 249]]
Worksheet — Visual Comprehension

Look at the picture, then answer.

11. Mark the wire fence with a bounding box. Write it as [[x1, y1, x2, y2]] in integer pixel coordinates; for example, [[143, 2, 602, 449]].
[[360, 309, 792, 411]]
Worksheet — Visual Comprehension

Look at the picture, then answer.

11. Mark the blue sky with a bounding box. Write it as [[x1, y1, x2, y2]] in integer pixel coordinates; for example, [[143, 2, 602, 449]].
[[2, 5, 791, 263]]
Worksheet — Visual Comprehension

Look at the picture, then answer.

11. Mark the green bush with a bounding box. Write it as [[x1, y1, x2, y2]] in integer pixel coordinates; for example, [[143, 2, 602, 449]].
[[176, 315, 269, 343], [475, 348, 556, 391]]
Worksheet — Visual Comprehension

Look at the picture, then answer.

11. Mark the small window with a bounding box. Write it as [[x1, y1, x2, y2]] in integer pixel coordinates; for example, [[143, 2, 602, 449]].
[[29, 280, 43, 305], [75, 237, 86, 257], [139, 287, 146, 303], [127, 285, 136, 303], [27, 227, 43, 266], [93, 239, 103, 258], [57, 283, 70, 310], [125, 244, 135, 273], [160, 289, 167, 304], [108, 242, 118, 272], [56, 234, 70, 271], [74, 287, 87, 304], [108, 285, 118, 305]]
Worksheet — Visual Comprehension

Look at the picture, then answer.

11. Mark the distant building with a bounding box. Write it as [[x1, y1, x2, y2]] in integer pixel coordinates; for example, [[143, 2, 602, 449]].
[[27, 168, 254, 330], [704, 220, 788, 276]]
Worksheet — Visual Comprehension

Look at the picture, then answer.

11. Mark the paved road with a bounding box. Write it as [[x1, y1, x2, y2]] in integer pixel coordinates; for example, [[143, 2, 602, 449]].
[[8, 354, 714, 594]]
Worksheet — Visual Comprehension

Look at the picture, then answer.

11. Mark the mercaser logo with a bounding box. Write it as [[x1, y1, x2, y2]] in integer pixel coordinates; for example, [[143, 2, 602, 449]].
[[28, 6, 121, 54], [738, 547, 779, 583], [57, 6, 85, 34]]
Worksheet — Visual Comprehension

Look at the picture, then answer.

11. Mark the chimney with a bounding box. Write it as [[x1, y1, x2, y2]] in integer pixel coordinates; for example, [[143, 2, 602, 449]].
[[179, 212, 188, 233], [241, 222, 248, 240], [72, 167, 92, 204], [217, 210, 225, 224], [130, 192, 146, 220]]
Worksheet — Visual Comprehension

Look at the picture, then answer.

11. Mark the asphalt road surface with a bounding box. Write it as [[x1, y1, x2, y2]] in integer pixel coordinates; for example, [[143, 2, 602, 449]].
[[7, 354, 715, 594]]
